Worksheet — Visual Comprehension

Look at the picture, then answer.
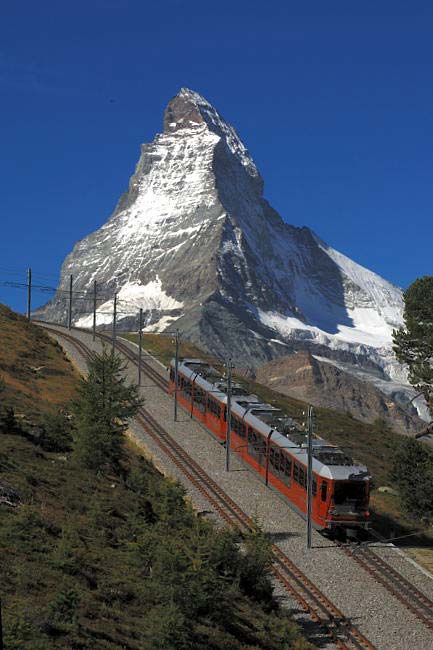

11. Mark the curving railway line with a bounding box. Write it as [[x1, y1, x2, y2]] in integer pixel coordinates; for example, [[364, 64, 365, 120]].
[[38, 322, 433, 646]]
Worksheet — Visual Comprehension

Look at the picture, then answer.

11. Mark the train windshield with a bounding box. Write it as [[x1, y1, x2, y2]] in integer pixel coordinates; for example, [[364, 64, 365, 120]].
[[333, 481, 366, 505]]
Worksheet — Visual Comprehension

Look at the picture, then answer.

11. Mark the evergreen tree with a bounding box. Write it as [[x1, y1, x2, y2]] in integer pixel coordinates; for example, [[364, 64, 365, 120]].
[[239, 525, 274, 605], [39, 409, 72, 452], [391, 437, 433, 524], [72, 347, 142, 470], [393, 276, 433, 416]]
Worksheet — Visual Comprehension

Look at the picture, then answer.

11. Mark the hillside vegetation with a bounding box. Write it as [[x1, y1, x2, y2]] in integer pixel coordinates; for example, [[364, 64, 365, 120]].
[[0, 308, 311, 650]]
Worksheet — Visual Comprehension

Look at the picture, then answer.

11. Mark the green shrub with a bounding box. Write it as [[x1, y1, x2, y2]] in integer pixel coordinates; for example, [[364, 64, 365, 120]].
[[39, 410, 72, 452], [48, 588, 80, 624], [391, 437, 433, 524]]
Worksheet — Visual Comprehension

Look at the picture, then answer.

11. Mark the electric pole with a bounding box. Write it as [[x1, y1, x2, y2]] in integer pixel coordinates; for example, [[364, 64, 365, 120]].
[[67, 274, 73, 330], [26, 267, 32, 321], [112, 292, 117, 352], [92, 280, 97, 341], [225, 358, 233, 472], [138, 308, 144, 386], [306, 405, 314, 549], [174, 329, 180, 422]]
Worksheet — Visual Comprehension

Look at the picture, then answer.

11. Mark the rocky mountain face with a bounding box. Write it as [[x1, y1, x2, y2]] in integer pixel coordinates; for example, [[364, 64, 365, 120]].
[[251, 352, 423, 434], [35, 88, 427, 429]]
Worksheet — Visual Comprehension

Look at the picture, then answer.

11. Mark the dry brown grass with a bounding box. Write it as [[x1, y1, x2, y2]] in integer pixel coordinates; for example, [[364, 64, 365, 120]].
[[0, 304, 78, 418]]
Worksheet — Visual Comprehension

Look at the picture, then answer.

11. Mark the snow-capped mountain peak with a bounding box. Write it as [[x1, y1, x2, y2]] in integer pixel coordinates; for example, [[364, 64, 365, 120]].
[[35, 88, 424, 424], [163, 88, 261, 186]]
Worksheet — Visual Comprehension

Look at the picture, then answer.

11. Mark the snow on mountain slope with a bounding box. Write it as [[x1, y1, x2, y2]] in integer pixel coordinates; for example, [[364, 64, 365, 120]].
[[35, 87, 421, 423], [255, 236, 403, 350], [75, 277, 183, 328]]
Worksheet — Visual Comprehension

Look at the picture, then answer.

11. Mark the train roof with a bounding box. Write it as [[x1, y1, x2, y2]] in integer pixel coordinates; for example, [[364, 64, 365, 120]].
[[172, 358, 369, 481]]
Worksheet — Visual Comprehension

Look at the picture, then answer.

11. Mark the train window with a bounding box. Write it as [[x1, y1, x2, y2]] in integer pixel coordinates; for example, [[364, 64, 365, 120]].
[[248, 431, 257, 457], [194, 387, 206, 413], [270, 447, 283, 476], [197, 388, 204, 400], [169, 368, 174, 381], [269, 447, 276, 467], [285, 456, 292, 477], [321, 482, 327, 502], [333, 481, 365, 505], [257, 438, 266, 465], [293, 461, 299, 483], [249, 430, 265, 464], [298, 465, 306, 489], [280, 454, 291, 486], [277, 454, 284, 475], [182, 377, 192, 397], [278, 454, 284, 475], [313, 477, 317, 497], [233, 418, 246, 439], [232, 416, 243, 438], [208, 398, 221, 418]]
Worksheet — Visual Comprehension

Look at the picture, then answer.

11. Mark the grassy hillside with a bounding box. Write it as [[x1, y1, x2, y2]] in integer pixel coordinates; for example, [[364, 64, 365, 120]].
[[0, 305, 78, 419], [0, 309, 311, 649], [122, 332, 433, 552]]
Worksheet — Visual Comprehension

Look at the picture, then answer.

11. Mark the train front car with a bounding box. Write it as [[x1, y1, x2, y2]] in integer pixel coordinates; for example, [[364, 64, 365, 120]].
[[313, 444, 370, 539]]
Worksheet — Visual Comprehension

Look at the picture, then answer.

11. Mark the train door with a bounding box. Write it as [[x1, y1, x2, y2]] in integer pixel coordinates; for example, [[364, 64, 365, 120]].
[[317, 478, 329, 524]]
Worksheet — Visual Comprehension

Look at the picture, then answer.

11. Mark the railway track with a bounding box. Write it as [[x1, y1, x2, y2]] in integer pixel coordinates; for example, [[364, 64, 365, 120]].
[[94, 330, 169, 393], [340, 543, 433, 631], [39, 323, 376, 650]]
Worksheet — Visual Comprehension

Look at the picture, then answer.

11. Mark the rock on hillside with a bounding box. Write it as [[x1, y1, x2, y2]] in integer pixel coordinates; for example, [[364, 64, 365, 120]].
[[251, 352, 425, 434]]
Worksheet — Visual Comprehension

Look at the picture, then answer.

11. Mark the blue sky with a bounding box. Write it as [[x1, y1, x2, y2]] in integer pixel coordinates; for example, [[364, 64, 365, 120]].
[[1, 0, 432, 312]]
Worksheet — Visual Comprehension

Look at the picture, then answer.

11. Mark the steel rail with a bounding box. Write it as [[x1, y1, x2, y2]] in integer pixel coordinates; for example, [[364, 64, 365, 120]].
[[40, 324, 376, 650], [339, 544, 433, 631]]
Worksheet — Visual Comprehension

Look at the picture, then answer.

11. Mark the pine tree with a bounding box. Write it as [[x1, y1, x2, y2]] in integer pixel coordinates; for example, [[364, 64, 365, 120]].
[[239, 524, 274, 605], [39, 409, 72, 452], [391, 437, 433, 524], [72, 347, 142, 470], [393, 276, 433, 416]]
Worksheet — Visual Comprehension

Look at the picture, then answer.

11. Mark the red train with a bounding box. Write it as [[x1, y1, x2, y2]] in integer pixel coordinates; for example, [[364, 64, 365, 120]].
[[169, 358, 370, 537]]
